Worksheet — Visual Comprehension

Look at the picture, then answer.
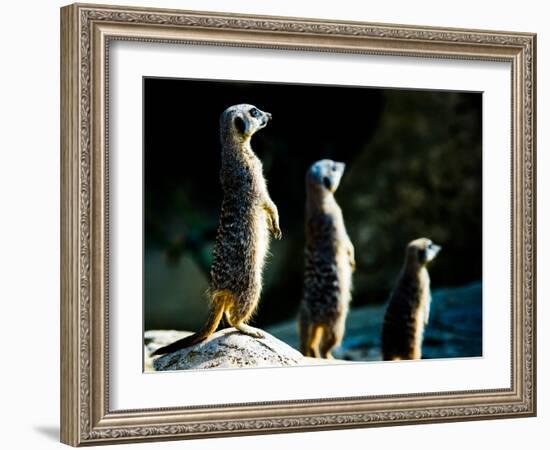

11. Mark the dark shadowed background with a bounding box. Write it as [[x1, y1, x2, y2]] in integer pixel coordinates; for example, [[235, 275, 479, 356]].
[[144, 77, 482, 359]]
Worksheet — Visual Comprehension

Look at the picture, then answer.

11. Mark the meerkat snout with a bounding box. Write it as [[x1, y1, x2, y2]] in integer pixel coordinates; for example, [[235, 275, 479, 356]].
[[307, 159, 346, 193]]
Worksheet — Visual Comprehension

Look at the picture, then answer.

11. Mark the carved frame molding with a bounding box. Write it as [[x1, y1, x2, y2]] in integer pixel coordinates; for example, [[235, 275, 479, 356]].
[[61, 3, 536, 446]]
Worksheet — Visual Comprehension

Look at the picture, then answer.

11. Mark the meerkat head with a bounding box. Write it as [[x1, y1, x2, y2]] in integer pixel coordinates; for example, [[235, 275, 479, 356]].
[[406, 238, 442, 268], [307, 159, 346, 194], [220, 104, 272, 142]]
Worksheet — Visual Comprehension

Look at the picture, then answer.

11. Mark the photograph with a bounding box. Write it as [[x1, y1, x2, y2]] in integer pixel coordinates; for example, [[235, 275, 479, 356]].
[[142, 77, 483, 372]]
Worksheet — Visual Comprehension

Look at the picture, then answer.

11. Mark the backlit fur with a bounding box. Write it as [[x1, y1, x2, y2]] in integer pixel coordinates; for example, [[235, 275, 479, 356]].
[[152, 104, 281, 356], [299, 159, 355, 359], [381, 237, 441, 361]]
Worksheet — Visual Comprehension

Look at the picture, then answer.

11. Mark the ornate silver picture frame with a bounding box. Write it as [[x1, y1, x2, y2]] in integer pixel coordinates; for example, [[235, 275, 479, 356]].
[[60, 3, 536, 446]]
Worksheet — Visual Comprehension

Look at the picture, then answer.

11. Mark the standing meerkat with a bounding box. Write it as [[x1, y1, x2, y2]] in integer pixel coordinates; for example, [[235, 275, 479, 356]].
[[299, 159, 355, 359], [152, 104, 281, 356], [381, 238, 441, 361]]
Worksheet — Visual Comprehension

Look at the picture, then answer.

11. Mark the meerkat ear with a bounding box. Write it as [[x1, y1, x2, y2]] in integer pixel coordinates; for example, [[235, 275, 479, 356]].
[[234, 115, 247, 135]]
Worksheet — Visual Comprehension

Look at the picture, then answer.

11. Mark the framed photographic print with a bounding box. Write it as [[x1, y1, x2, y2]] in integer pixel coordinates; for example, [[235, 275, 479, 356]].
[[60, 3, 536, 446]]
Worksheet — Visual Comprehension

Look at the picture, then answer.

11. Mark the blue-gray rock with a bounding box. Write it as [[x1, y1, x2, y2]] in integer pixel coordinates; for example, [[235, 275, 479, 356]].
[[266, 282, 482, 361]]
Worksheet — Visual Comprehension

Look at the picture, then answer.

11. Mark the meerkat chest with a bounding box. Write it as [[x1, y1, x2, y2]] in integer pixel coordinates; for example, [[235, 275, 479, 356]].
[[223, 155, 269, 226], [224, 163, 263, 200], [327, 210, 350, 261], [418, 270, 431, 299], [415, 270, 432, 324], [307, 211, 351, 284]]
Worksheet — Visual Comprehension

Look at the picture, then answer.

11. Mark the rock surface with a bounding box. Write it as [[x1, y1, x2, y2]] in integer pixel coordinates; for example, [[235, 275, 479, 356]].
[[145, 282, 481, 370], [147, 328, 310, 371]]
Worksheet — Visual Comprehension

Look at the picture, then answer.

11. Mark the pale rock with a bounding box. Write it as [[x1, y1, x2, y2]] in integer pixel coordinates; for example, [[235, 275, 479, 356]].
[[147, 328, 307, 371]]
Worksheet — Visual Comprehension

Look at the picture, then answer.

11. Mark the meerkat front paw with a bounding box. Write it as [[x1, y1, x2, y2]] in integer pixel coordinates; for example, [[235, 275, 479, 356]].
[[272, 224, 282, 240], [266, 213, 282, 239], [348, 246, 356, 271], [264, 201, 282, 240]]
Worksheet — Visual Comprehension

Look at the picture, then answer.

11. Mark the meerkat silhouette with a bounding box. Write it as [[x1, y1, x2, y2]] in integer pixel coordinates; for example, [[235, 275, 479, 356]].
[[152, 104, 281, 356], [299, 159, 355, 359], [381, 238, 441, 361]]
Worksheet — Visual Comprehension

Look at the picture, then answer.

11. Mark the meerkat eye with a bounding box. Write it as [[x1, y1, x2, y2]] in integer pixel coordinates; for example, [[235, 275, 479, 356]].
[[249, 108, 260, 118]]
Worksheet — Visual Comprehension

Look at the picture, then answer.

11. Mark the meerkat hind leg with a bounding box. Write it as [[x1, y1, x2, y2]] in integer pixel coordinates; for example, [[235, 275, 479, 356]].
[[233, 322, 265, 339], [320, 323, 344, 359], [319, 331, 336, 359], [222, 310, 234, 329], [299, 323, 314, 357], [410, 347, 422, 360], [301, 324, 322, 358], [224, 309, 265, 339]]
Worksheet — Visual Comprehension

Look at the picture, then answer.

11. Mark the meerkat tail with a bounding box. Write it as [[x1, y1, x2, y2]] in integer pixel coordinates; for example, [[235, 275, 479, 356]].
[[151, 294, 227, 356]]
